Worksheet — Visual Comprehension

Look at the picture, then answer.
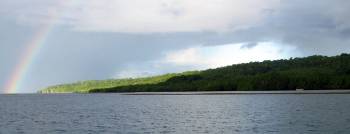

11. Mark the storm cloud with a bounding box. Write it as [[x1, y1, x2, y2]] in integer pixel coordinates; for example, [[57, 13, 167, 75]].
[[0, 0, 350, 92]]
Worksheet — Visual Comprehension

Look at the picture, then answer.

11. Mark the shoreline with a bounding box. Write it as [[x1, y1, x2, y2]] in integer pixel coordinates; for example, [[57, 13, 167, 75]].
[[120, 90, 350, 95], [5, 90, 350, 95]]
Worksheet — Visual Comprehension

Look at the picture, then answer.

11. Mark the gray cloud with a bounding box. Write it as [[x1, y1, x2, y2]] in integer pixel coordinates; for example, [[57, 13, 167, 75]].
[[233, 0, 350, 55], [1, 0, 350, 93], [240, 42, 258, 49], [0, 0, 279, 33]]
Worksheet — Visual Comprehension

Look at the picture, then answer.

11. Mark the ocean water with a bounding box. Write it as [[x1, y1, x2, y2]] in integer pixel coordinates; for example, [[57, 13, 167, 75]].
[[0, 94, 350, 134]]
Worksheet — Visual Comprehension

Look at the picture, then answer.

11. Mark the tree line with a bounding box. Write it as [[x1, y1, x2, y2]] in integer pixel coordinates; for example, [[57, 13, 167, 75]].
[[88, 53, 350, 93]]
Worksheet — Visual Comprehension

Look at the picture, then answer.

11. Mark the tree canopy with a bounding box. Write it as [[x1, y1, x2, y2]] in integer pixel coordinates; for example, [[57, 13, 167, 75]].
[[39, 53, 350, 93]]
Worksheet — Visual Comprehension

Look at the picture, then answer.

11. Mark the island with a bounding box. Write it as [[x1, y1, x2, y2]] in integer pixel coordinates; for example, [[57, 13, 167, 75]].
[[39, 53, 350, 93]]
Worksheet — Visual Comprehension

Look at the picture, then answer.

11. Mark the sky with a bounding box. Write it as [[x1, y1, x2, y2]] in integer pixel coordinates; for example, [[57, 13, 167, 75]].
[[1, 0, 350, 93]]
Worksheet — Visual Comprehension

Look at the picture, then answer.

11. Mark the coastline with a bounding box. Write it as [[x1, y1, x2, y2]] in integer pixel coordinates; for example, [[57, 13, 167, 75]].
[[120, 90, 350, 95], [4, 90, 350, 95]]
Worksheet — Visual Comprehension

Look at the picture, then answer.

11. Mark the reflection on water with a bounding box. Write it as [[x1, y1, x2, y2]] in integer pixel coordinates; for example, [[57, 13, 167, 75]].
[[0, 94, 350, 133]]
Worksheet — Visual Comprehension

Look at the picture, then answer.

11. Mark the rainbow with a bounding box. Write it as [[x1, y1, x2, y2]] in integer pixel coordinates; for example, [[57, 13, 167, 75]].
[[4, 9, 62, 94]]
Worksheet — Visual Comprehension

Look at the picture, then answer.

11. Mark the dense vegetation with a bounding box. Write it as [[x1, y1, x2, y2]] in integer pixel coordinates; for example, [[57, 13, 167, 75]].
[[40, 53, 350, 93], [39, 71, 199, 93]]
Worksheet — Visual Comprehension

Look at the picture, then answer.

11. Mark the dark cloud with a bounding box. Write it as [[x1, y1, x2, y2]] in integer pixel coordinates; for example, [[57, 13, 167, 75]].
[[240, 42, 258, 49], [1, 0, 350, 93], [229, 0, 350, 55]]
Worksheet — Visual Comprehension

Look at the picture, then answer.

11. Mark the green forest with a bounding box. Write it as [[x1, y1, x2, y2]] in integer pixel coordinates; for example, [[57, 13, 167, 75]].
[[39, 53, 350, 93]]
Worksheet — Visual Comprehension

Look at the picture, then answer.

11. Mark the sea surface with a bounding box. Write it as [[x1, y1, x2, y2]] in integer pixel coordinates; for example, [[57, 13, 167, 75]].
[[0, 94, 350, 134]]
